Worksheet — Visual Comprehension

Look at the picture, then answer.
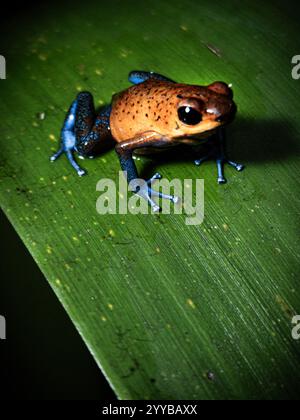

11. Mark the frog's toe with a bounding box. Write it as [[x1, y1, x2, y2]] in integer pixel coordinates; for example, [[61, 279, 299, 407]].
[[216, 159, 244, 184], [149, 200, 161, 213], [77, 169, 86, 177], [65, 150, 87, 177], [135, 187, 161, 212], [51, 147, 86, 176], [194, 157, 208, 166], [227, 160, 244, 172], [132, 174, 179, 211], [216, 159, 227, 184], [218, 176, 227, 184], [50, 147, 64, 162], [194, 151, 214, 167], [146, 174, 179, 204], [149, 188, 179, 204], [146, 172, 162, 184]]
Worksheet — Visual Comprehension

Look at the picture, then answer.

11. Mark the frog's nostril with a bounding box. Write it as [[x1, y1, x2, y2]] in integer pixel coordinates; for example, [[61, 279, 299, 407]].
[[207, 108, 223, 122], [206, 107, 220, 117]]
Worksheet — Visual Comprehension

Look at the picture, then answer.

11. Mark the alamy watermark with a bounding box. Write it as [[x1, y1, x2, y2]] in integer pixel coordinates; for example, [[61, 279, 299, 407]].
[[292, 315, 300, 340], [0, 315, 6, 340], [291, 55, 300, 80], [96, 171, 204, 226], [0, 55, 6, 79]]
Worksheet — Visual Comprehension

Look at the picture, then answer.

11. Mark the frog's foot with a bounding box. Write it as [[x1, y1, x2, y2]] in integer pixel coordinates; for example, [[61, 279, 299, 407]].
[[50, 144, 86, 177], [194, 152, 244, 184], [216, 158, 244, 184], [133, 173, 179, 212]]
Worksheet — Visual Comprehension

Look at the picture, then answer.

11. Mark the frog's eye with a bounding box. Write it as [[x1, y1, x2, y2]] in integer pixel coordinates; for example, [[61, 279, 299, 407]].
[[177, 106, 202, 125]]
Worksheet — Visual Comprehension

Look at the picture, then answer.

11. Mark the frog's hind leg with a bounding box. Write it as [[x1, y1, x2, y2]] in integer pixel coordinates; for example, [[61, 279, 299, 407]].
[[51, 92, 111, 176], [74, 92, 111, 158], [50, 98, 86, 176], [128, 71, 175, 85]]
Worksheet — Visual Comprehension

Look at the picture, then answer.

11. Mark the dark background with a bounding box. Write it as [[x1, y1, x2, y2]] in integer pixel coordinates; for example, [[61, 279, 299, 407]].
[[0, 0, 116, 401], [0, 210, 115, 400]]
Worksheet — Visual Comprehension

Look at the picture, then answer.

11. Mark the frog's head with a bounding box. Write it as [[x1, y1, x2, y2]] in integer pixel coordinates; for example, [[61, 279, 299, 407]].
[[175, 82, 236, 137]]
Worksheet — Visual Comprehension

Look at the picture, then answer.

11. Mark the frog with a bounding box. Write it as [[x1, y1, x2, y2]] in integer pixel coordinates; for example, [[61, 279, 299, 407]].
[[51, 70, 244, 211]]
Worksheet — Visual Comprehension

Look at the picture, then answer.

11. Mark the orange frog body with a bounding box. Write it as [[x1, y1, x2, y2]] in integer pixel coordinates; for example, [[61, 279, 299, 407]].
[[110, 78, 235, 144], [51, 71, 244, 211]]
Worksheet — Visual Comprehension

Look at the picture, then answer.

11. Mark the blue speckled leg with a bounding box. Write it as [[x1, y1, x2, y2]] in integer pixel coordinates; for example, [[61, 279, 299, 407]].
[[50, 99, 86, 176], [128, 71, 175, 85], [75, 92, 111, 158], [51, 92, 111, 176]]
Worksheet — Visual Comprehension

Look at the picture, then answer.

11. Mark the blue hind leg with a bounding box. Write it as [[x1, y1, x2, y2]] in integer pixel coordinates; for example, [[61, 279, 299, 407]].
[[50, 99, 86, 176], [51, 92, 111, 176], [128, 70, 175, 85]]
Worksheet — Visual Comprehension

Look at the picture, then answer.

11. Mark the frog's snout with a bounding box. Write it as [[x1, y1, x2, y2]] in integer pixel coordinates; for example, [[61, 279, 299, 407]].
[[206, 99, 237, 124], [205, 81, 236, 124], [216, 101, 237, 123]]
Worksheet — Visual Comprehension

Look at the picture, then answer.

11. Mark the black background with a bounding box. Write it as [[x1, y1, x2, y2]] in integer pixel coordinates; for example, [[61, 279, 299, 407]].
[[0, 210, 115, 400]]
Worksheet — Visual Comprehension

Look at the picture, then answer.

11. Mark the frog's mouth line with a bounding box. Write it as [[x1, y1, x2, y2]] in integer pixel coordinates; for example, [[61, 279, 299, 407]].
[[180, 130, 219, 142]]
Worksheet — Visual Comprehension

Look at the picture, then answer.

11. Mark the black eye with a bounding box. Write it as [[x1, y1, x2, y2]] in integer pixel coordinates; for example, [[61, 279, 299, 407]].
[[177, 106, 202, 125]]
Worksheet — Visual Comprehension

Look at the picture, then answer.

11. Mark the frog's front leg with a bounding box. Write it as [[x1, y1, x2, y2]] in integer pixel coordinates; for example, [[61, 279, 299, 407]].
[[115, 132, 178, 212], [195, 128, 244, 184], [51, 92, 111, 176], [215, 128, 244, 184], [128, 70, 175, 85]]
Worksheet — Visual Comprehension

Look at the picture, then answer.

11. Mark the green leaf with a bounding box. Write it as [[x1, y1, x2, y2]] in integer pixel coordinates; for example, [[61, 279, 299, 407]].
[[1, 0, 300, 399]]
